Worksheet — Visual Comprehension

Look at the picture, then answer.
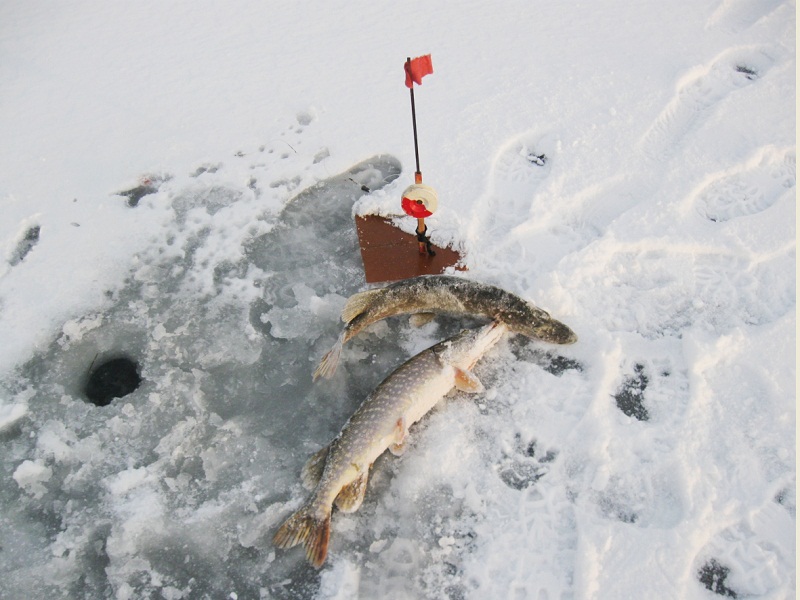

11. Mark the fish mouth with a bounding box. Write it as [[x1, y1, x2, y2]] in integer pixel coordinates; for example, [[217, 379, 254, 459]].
[[530, 320, 578, 344]]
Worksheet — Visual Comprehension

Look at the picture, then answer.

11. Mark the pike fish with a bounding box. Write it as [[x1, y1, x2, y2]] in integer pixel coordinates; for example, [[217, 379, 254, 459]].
[[273, 321, 507, 567], [314, 274, 576, 380]]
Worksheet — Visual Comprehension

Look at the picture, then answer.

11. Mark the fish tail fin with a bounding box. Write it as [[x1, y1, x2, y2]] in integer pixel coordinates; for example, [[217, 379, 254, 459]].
[[273, 504, 331, 568], [313, 333, 344, 380]]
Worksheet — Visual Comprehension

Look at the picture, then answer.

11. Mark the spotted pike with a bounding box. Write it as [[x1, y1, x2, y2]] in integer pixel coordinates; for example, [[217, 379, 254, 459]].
[[314, 274, 576, 379], [273, 321, 508, 567]]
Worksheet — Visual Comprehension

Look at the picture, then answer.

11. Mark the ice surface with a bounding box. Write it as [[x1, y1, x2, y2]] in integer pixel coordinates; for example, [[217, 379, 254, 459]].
[[0, 1, 795, 599]]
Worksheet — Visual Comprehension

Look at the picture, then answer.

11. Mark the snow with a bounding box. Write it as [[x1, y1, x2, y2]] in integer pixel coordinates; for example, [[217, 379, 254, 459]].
[[0, 1, 795, 598]]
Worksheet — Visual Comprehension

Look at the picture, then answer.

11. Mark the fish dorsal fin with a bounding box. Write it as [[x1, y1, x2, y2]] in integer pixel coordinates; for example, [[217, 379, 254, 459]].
[[409, 312, 436, 328], [334, 470, 369, 513], [341, 288, 384, 323], [454, 367, 485, 394], [301, 444, 330, 490]]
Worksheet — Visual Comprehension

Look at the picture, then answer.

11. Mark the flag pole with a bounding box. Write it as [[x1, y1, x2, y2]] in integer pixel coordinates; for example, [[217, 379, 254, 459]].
[[406, 57, 432, 254], [407, 57, 423, 184]]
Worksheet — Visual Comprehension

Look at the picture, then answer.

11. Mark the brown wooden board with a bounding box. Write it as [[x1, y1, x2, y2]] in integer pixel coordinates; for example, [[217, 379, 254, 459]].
[[355, 214, 466, 283]]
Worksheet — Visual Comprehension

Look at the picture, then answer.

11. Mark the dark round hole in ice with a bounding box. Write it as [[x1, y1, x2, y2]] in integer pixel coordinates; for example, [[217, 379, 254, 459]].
[[84, 357, 142, 406]]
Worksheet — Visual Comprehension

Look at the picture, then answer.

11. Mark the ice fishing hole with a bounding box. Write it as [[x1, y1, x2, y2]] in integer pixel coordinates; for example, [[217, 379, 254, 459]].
[[84, 356, 142, 406]]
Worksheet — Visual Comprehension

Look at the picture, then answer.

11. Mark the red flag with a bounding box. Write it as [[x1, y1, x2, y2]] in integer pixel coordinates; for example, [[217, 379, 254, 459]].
[[404, 55, 433, 88]]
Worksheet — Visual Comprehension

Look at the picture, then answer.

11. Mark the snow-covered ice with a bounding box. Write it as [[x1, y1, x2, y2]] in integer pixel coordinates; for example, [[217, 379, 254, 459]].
[[1, 1, 795, 598]]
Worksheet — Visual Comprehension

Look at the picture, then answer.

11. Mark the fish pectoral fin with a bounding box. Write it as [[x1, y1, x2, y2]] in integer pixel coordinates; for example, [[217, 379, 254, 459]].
[[454, 367, 485, 394], [409, 312, 436, 327], [341, 288, 384, 323], [390, 416, 409, 456], [389, 440, 407, 456], [334, 470, 369, 513], [301, 444, 331, 490]]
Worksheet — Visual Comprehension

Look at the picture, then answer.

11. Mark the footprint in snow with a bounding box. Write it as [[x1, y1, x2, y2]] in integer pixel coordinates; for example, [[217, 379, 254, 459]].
[[693, 499, 795, 597], [706, 0, 786, 34], [592, 461, 687, 530], [190, 162, 222, 177], [477, 131, 556, 241], [496, 434, 559, 491], [242, 111, 329, 193], [508, 337, 584, 376], [639, 47, 774, 161], [8, 224, 41, 266], [613, 362, 650, 422], [117, 173, 171, 207], [692, 250, 793, 330], [485, 432, 577, 600], [694, 147, 795, 223]]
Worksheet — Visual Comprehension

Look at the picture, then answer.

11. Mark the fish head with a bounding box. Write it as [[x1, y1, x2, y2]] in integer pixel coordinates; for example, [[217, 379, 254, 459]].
[[496, 298, 578, 345]]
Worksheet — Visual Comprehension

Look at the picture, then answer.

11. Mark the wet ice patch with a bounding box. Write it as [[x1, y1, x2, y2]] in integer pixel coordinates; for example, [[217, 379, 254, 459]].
[[260, 284, 346, 340], [16, 312, 150, 411], [0, 153, 404, 599], [171, 183, 243, 220]]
